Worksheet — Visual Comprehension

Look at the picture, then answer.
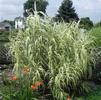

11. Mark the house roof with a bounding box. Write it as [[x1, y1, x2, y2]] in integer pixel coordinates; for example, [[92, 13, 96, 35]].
[[15, 17, 24, 21], [0, 22, 11, 28]]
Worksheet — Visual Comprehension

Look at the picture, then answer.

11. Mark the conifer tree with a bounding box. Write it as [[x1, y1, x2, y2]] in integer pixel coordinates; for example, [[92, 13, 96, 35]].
[[56, 0, 79, 22]]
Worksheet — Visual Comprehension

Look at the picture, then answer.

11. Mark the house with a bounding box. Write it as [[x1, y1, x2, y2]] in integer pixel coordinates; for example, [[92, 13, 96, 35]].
[[0, 21, 12, 31], [15, 17, 25, 29]]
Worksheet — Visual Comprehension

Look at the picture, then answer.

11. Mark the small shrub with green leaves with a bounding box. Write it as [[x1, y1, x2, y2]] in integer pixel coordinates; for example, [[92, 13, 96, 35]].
[[90, 26, 101, 47], [10, 11, 95, 100], [74, 86, 101, 100], [0, 68, 44, 100], [90, 27, 101, 83], [0, 30, 9, 42]]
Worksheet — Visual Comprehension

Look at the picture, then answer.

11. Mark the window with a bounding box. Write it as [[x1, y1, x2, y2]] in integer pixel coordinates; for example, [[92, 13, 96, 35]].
[[5, 26, 9, 31]]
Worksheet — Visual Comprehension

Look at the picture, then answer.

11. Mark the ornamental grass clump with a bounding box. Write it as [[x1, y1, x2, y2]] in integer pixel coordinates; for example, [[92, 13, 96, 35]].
[[10, 11, 95, 100]]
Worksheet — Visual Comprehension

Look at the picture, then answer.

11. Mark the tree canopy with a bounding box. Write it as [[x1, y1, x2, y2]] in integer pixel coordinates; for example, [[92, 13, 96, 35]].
[[55, 0, 79, 22], [23, 0, 48, 17], [79, 17, 93, 30], [94, 21, 101, 27]]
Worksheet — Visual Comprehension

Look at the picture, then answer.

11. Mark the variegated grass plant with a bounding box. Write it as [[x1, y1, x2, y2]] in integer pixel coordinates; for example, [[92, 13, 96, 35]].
[[9, 11, 95, 100]]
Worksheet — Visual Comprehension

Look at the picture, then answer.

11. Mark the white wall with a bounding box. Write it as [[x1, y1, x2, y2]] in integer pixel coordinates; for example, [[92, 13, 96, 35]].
[[15, 19, 25, 29]]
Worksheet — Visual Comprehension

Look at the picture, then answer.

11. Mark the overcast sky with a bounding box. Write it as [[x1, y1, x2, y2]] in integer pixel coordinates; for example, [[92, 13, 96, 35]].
[[0, 0, 101, 23]]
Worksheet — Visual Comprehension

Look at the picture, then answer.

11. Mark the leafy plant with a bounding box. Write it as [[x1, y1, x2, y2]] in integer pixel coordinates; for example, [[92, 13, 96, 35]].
[[0, 67, 44, 100], [74, 86, 101, 100], [9, 11, 95, 100], [90, 27, 101, 83], [90, 26, 101, 47], [79, 17, 93, 30], [94, 21, 101, 27], [0, 30, 9, 42]]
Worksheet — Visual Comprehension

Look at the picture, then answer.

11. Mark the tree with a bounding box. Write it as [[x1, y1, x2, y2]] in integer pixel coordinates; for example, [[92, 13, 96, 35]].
[[79, 17, 93, 30], [94, 21, 101, 27], [55, 0, 79, 22], [23, 0, 48, 17]]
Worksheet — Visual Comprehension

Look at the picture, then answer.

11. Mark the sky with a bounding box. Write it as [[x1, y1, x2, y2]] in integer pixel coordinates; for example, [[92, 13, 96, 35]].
[[0, 0, 101, 23]]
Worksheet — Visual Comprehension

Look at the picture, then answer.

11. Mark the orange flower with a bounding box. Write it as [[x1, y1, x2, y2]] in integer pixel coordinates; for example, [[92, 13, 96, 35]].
[[11, 75, 18, 81], [22, 67, 30, 74], [35, 81, 43, 87], [67, 96, 72, 100], [31, 81, 43, 90], [31, 84, 37, 90]]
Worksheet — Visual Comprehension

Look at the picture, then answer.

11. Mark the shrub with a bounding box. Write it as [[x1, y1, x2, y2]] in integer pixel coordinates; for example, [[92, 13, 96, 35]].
[[92, 47, 101, 83], [79, 17, 94, 30], [0, 68, 44, 100], [74, 86, 101, 100], [10, 11, 95, 100], [90, 27, 101, 83], [90, 27, 101, 47], [0, 30, 9, 42], [94, 21, 101, 27]]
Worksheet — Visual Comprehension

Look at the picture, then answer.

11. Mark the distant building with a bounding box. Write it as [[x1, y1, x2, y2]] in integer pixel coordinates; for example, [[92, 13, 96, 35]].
[[15, 17, 25, 29], [0, 22, 12, 31]]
